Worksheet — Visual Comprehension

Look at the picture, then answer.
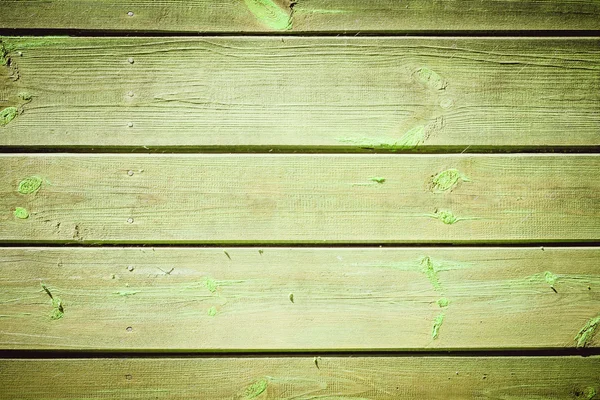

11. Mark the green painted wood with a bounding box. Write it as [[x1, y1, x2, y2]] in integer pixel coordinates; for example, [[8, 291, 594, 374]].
[[1, 154, 598, 244], [0, 0, 598, 32], [1, 37, 599, 150], [0, 357, 598, 399], [0, 247, 598, 350]]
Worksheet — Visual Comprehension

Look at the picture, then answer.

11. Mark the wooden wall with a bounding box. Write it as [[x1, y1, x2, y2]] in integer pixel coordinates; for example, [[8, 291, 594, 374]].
[[0, 1, 599, 399]]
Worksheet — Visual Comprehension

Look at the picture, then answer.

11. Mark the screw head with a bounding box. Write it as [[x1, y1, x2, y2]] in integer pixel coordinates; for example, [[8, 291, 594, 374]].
[[127, 57, 134, 64], [127, 122, 134, 127], [127, 11, 134, 17], [127, 218, 134, 224], [127, 170, 134, 176], [127, 265, 134, 271]]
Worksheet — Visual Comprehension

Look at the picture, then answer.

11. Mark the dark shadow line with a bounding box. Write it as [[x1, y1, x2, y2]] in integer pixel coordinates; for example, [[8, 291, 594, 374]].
[[0, 28, 599, 37], [0, 348, 598, 359], [0, 242, 597, 248], [0, 146, 599, 155]]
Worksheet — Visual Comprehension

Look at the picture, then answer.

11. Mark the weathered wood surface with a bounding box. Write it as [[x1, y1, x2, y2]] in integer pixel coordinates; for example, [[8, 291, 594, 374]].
[[0, 357, 598, 399], [0, 247, 598, 350], [1, 37, 599, 150], [0, 0, 599, 32], [1, 154, 598, 243]]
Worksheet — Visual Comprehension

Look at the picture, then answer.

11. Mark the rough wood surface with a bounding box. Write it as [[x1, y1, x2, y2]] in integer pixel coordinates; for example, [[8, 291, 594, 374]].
[[0, 247, 598, 350], [0, 0, 599, 32], [1, 37, 599, 149], [0, 356, 598, 399], [1, 154, 598, 243]]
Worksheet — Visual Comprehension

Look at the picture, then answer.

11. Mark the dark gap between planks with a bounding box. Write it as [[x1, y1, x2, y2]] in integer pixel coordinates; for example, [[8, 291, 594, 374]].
[[1, 348, 599, 359], [1, 29, 600, 37], [0, 146, 599, 155]]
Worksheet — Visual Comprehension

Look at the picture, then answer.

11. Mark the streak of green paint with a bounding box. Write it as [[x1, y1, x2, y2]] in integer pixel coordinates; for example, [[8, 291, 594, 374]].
[[244, 0, 292, 30], [421, 256, 441, 291], [300, 9, 350, 14], [337, 125, 426, 151], [18, 176, 43, 194], [395, 125, 426, 149], [0, 107, 18, 126], [415, 67, 447, 90], [245, 378, 268, 399], [14, 207, 29, 219], [432, 313, 444, 339], [1, 37, 69, 53], [431, 169, 470, 192], [369, 177, 386, 184], [575, 315, 600, 348], [207, 306, 217, 317]]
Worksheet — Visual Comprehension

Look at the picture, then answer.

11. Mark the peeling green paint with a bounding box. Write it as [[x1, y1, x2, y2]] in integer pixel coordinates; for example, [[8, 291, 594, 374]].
[[432, 313, 445, 339], [431, 169, 470, 192], [421, 256, 441, 291], [41, 283, 64, 320], [437, 297, 449, 308], [0, 107, 18, 126], [429, 210, 459, 225], [244, 0, 292, 30], [245, 377, 268, 399], [14, 207, 29, 219], [575, 315, 600, 348], [207, 306, 217, 317], [18, 176, 43, 194], [18, 92, 32, 101], [204, 277, 218, 293], [50, 297, 64, 320], [544, 271, 558, 291], [415, 67, 447, 90], [583, 387, 597, 399], [0, 42, 8, 66]]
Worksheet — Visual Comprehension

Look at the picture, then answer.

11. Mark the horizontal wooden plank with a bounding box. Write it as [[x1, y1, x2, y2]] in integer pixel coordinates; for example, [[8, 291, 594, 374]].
[[0, 247, 598, 350], [1, 154, 598, 243], [0, 0, 599, 32], [0, 356, 598, 399], [1, 37, 599, 149]]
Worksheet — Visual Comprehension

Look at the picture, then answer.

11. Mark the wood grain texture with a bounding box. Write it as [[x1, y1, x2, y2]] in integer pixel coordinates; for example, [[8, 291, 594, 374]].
[[1, 37, 599, 149], [1, 154, 598, 243], [0, 0, 599, 32], [0, 247, 598, 350], [0, 356, 599, 399]]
